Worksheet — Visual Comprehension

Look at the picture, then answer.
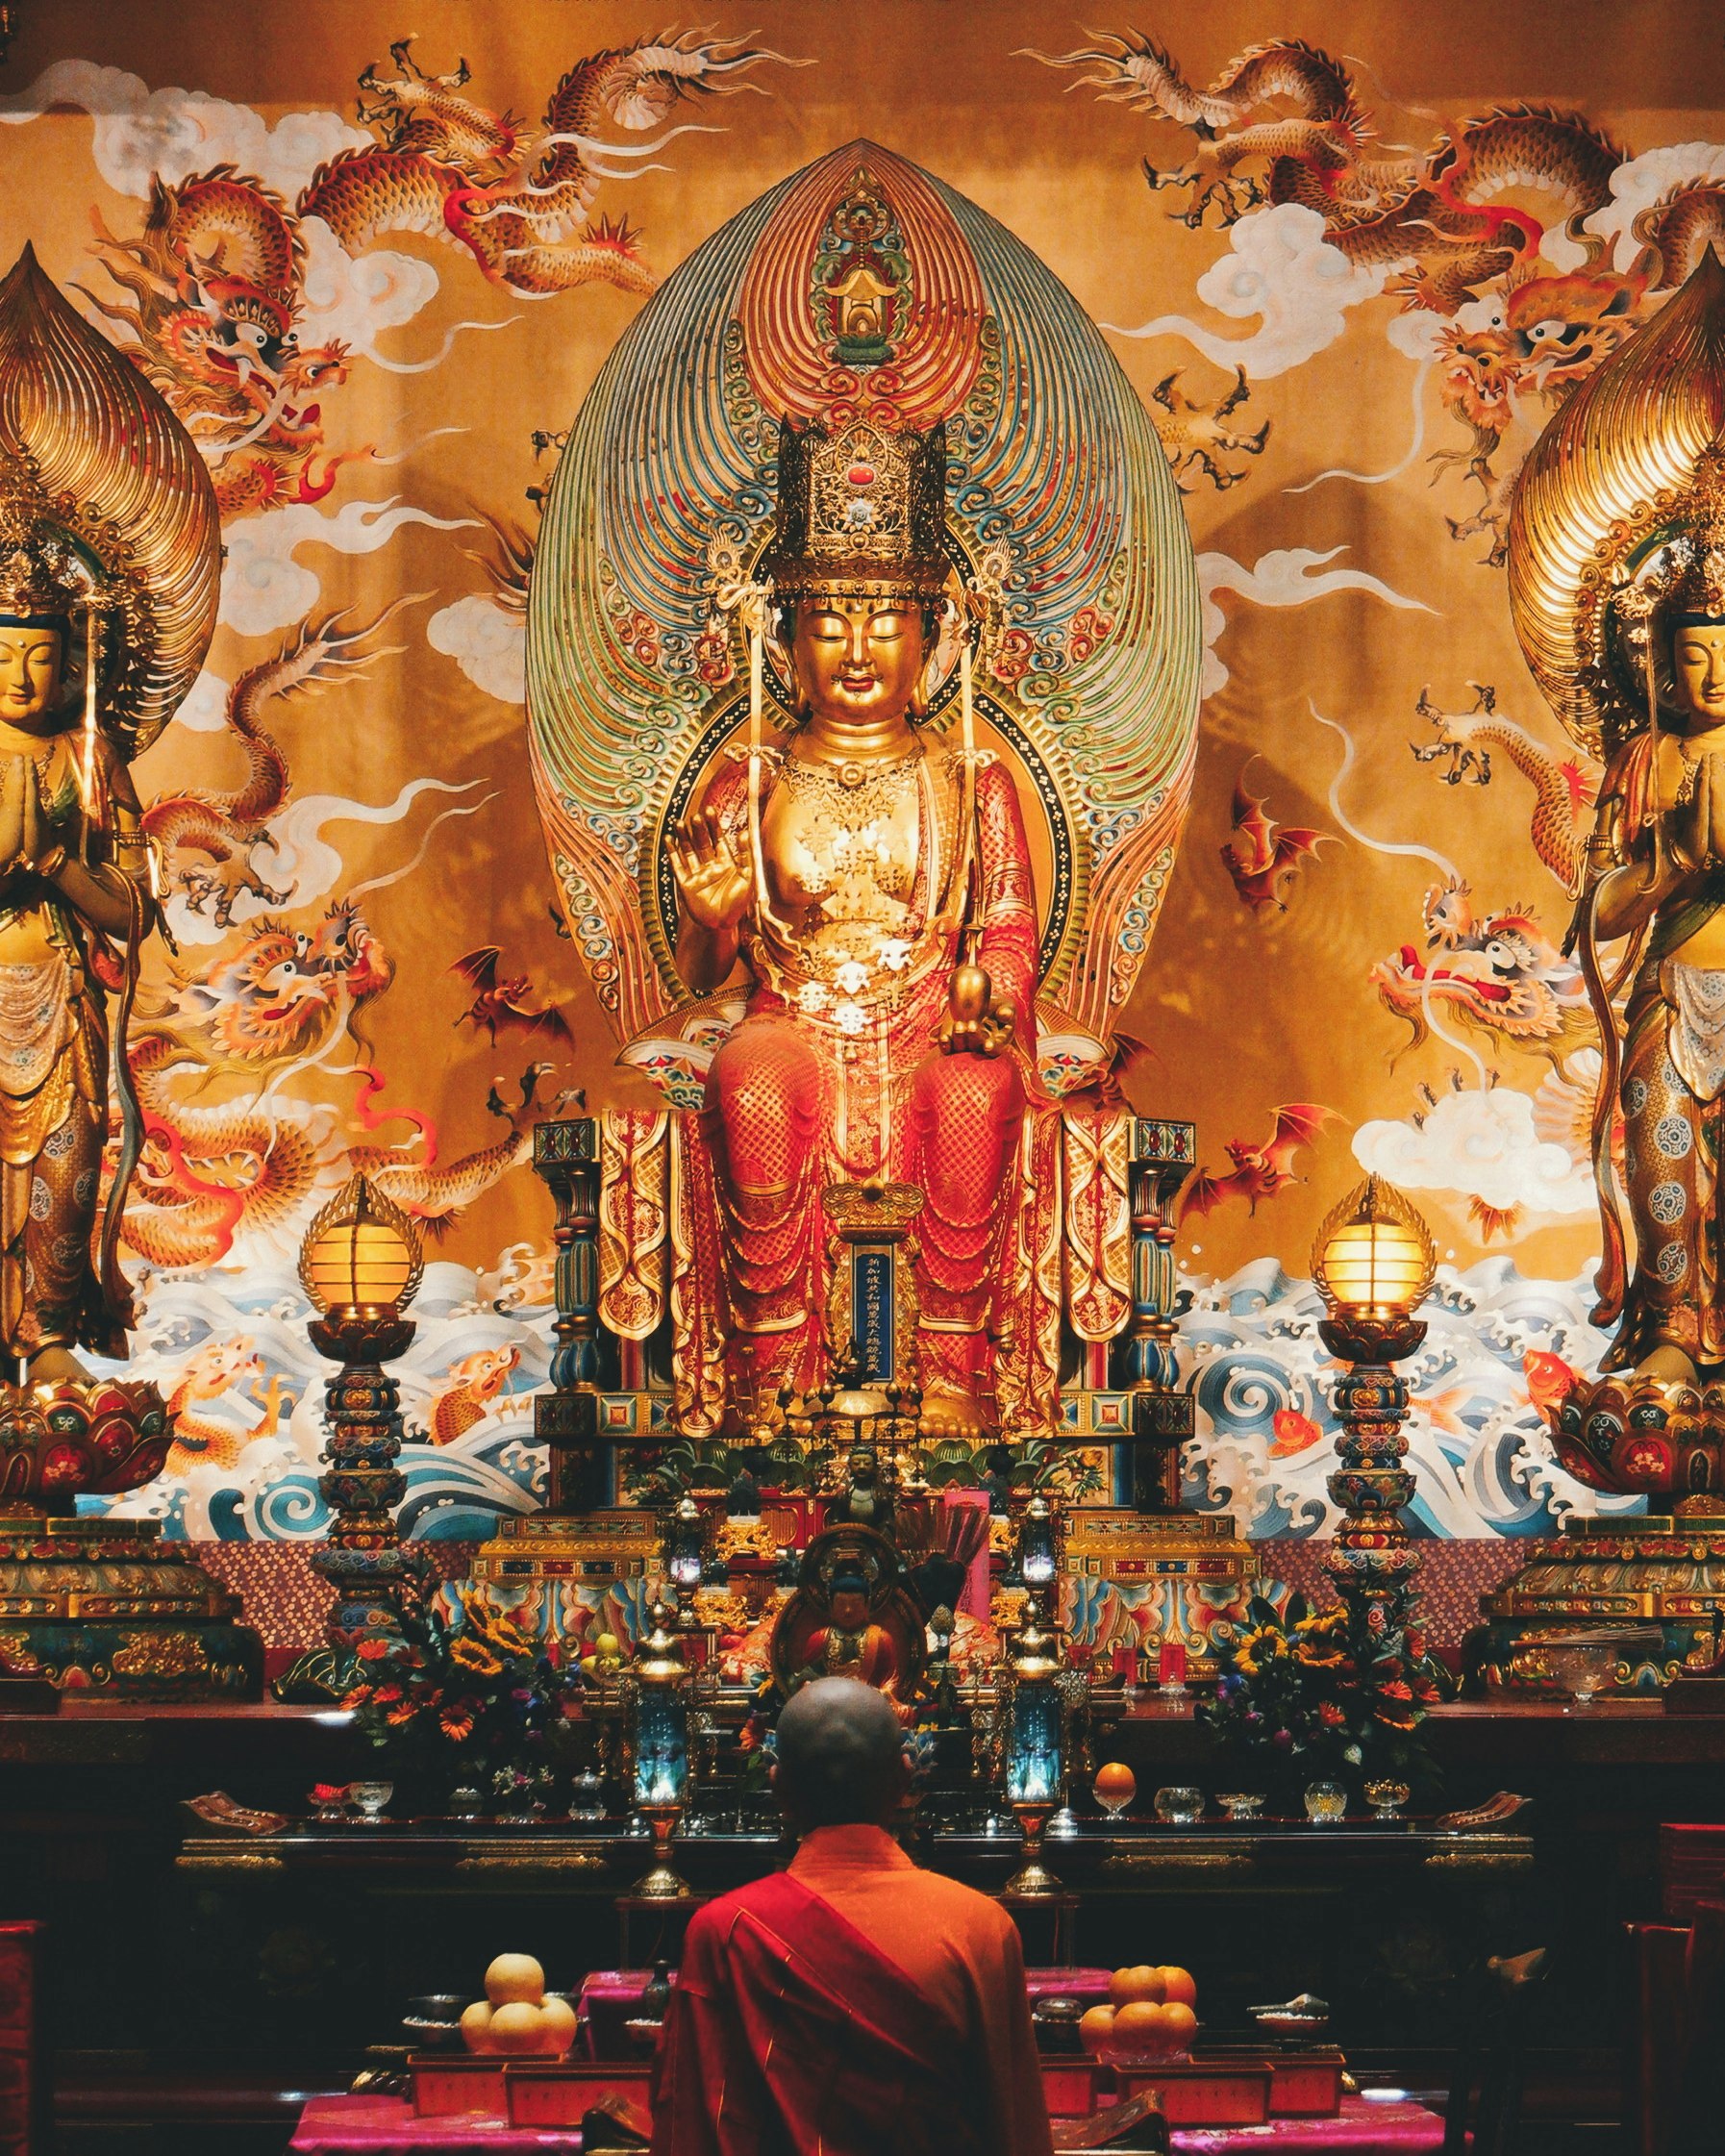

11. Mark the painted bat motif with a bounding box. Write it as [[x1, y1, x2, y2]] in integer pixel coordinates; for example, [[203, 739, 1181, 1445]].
[[1220, 769, 1326, 914], [452, 946, 574, 1046], [1181, 1104, 1338, 1219]]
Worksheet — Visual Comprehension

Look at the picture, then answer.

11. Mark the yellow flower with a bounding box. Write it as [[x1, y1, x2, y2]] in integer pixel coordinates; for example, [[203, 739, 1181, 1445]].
[[450, 1637, 504, 1678]]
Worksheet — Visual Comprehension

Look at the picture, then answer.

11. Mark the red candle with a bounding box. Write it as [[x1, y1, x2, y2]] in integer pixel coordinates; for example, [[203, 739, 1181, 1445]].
[[1158, 1642, 1188, 1688], [1112, 1643, 1139, 1683]]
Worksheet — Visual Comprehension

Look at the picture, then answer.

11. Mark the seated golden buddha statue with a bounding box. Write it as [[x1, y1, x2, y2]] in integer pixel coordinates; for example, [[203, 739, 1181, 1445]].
[[670, 419, 1036, 1442], [525, 143, 1211, 1461]]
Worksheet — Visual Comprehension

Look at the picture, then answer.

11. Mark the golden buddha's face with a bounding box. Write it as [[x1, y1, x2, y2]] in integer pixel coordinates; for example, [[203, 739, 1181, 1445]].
[[830, 1589, 871, 1631], [0, 622, 64, 727], [1673, 620, 1725, 725], [790, 594, 931, 728]]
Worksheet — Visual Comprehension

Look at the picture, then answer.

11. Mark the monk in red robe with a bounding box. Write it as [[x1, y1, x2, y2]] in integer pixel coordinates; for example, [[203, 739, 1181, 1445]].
[[650, 1678, 1053, 2156]]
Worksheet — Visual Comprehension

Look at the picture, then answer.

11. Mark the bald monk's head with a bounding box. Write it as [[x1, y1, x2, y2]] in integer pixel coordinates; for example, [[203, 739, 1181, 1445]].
[[773, 1677, 909, 1830]]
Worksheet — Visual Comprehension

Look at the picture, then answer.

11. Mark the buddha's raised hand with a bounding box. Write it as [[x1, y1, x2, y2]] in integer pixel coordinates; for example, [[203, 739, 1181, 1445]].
[[671, 803, 752, 932]]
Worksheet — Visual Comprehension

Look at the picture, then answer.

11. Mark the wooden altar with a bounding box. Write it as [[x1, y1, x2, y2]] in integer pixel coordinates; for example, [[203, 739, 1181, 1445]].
[[1, 1693, 1710, 2153]]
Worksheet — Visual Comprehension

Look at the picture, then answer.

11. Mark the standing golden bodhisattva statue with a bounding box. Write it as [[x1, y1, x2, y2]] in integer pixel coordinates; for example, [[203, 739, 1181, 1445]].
[[0, 244, 220, 1391], [1511, 250, 1725, 1497]]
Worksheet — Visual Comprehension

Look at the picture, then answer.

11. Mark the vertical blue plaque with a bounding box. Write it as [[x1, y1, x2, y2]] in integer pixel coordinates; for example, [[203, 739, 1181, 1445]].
[[853, 1245, 895, 1381]]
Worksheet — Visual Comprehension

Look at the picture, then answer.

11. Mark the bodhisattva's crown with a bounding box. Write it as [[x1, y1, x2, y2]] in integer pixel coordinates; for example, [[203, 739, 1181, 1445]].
[[1665, 442, 1725, 622], [0, 483, 88, 628], [765, 416, 951, 601]]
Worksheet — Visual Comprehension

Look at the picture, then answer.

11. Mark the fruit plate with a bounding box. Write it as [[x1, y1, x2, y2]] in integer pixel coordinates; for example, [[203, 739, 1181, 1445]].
[[410, 2056, 506, 2118], [504, 2061, 654, 2127], [1112, 2058, 1273, 2125]]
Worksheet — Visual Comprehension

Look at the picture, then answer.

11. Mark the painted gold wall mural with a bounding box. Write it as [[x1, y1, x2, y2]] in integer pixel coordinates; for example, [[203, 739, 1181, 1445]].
[[1, 1, 1720, 1560]]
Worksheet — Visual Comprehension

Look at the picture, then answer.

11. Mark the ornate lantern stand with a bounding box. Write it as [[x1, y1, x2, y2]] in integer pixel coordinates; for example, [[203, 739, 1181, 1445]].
[[296, 1176, 427, 1686], [662, 1496, 708, 1618], [999, 1592, 1068, 1897], [1311, 1176, 1437, 1651], [624, 1597, 696, 1900]]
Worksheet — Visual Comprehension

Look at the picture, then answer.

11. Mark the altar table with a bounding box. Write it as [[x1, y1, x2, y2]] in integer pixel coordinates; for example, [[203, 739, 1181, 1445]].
[[288, 2092, 1447, 2153]]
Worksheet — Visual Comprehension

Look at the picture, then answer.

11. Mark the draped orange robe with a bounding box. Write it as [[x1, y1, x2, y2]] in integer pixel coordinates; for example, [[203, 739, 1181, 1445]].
[[650, 1823, 1053, 2156]]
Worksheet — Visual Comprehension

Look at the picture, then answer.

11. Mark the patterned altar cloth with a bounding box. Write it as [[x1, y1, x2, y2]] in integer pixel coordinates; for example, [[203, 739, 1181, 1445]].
[[289, 2092, 1448, 2152]]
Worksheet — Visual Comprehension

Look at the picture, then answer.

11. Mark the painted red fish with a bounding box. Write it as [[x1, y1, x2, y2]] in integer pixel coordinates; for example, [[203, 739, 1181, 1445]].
[[1523, 1348, 1579, 1425], [1269, 1408, 1324, 1458]]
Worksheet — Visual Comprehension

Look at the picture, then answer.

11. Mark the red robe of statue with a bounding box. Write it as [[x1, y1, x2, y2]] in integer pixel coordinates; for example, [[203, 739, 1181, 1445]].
[[691, 740, 1041, 1410], [650, 1824, 1053, 2156]]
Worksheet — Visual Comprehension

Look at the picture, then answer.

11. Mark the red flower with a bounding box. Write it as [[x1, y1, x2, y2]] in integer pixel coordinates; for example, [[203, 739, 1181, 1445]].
[[342, 1684, 373, 1708], [1318, 1700, 1345, 1727], [357, 1638, 390, 1662], [1380, 1680, 1413, 1702], [371, 1685, 404, 1706]]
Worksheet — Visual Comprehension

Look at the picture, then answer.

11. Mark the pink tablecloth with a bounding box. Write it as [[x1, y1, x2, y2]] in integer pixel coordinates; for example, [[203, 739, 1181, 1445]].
[[293, 2091, 1446, 2154], [1171, 2094, 1446, 2151], [290, 2095, 582, 2152]]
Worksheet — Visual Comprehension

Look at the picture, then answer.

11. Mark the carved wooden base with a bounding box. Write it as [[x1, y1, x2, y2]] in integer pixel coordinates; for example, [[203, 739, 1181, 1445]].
[[1478, 1513, 1725, 1694], [0, 1514, 262, 1696]]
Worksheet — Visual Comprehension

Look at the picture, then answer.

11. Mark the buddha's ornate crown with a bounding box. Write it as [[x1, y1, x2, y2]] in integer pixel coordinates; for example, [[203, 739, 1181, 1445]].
[[1613, 441, 1725, 662], [765, 416, 951, 600], [1665, 442, 1725, 621], [0, 476, 91, 628]]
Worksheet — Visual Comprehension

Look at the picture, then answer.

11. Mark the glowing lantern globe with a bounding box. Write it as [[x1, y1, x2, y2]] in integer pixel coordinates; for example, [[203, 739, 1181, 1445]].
[[1312, 1177, 1435, 1321], [300, 1176, 424, 1317]]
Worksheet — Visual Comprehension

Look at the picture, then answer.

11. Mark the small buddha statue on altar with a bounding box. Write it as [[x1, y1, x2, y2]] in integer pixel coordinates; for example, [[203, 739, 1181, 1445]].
[[836, 1442, 894, 1538], [800, 1569, 903, 1694], [670, 418, 1038, 1443], [0, 495, 158, 1378]]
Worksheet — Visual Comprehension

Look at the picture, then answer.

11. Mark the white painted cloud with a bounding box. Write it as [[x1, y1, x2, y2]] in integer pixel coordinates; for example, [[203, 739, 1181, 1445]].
[[0, 60, 368, 199], [161, 778, 488, 948], [1354, 1085, 1594, 1217], [1585, 141, 1725, 272], [297, 217, 440, 357], [219, 498, 477, 639], [1106, 203, 1388, 380], [428, 593, 526, 706], [1198, 546, 1435, 699], [172, 668, 232, 735], [1386, 310, 1449, 363]]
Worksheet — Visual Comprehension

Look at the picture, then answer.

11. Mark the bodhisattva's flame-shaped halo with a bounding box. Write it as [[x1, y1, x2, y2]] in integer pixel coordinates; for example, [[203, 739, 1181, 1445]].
[[0, 244, 221, 761], [1508, 249, 1725, 760]]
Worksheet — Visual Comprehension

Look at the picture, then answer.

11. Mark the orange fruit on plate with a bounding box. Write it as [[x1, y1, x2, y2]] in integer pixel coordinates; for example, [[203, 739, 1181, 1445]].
[[1094, 1762, 1137, 1803], [1079, 2004, 1115, 2055], [1110, 2000, 1167, 2054], [1109, 1965, 1165, 2008], [1155, 1966, 1197, 2009], [485, 1952, 546, 2005], [538, 1994, 578, 2057], [489, 2001, 546, 2055], [1160, 2001, 1198, 2049]]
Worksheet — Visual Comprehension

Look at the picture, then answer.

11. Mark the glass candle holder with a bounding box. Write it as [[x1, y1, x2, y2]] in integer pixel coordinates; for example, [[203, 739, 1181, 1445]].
[[350, 1779, 393, 1826], [1363, 1779, 1410, 1821], [1303, 1781, 1347, 1825], [1216, 1792, 1263, 1821], [1153, 1785, 1204, 1825]]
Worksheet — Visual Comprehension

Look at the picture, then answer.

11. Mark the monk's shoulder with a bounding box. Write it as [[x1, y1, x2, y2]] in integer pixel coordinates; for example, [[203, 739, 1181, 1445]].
[[899, 1861, 1018, 1943]]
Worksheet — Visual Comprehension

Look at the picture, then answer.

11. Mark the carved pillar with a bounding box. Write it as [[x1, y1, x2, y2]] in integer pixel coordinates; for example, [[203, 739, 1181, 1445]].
[[534, 1116, 608, 1513], [1114, 1118, 1196, 1514]]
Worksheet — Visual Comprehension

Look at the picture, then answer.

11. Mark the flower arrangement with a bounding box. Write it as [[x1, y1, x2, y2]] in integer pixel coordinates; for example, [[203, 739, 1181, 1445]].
[[1199, 1592, 1442, 1801], [343, 1584, 584, 1810]]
